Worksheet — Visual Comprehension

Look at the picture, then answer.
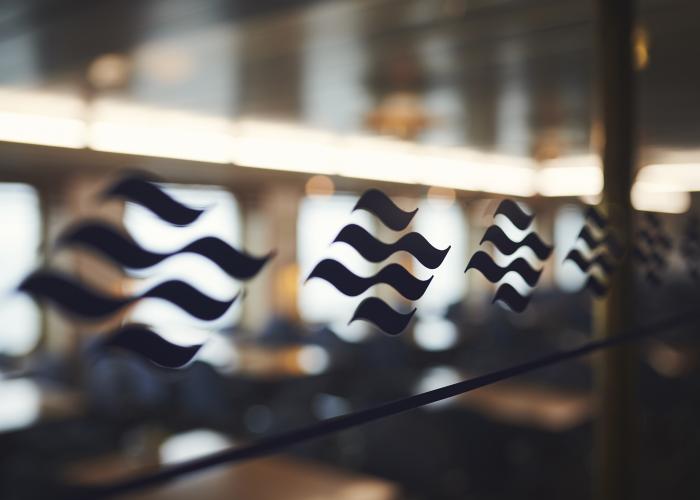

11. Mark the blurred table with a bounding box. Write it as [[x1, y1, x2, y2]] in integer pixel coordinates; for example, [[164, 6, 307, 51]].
[[65, 454, 399, 500], [454, 377, 593, 431]]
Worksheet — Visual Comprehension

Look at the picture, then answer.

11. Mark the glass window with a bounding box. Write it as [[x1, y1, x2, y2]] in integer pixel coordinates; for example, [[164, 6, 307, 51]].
[[0, 184, 41, 356], [554, 204, 586, 291], [413, 198, 467, 316]]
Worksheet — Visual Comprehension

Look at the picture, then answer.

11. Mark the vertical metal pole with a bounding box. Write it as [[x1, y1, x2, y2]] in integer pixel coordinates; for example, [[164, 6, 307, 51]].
[[593, 1, 637, 500]]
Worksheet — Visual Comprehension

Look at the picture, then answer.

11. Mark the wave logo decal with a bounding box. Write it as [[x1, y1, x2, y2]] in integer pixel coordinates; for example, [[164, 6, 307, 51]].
[[633, 213, 672, 286], [680, 215, 700, 282], [306, 189, 449, 335], [564, 206, 623, 297], [19, 173, 273, 368], [465, 199, 552, 312]]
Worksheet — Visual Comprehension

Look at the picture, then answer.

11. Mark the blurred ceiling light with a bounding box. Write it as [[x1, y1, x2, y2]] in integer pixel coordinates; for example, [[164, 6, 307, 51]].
[[631, 182, 690, 213], [232, 121, 536, 195], [537, 156, 603, 196], [336, 136, 424, 183], [0, 88, 86, 148], [231, 120, 337, 174], [137, 43, 194, 84], [89, 99, 230, 163], [636, 163, 700, 191], [305, 174, 335, 196], [87, 53, 131, 89]]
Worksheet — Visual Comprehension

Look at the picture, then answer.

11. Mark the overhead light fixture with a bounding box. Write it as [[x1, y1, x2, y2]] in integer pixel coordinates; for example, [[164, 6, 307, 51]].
[[631, 182, 690, 214], [231, 120, 337, 174], [0, 88, 86, 148], [636, 163, 700, 192], [89, 99, 230, 163], [537, 156, 603, 197]]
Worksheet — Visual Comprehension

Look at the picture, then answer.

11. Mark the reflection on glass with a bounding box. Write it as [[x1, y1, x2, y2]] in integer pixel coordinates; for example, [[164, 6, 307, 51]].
[[0, 183, 41, 356]]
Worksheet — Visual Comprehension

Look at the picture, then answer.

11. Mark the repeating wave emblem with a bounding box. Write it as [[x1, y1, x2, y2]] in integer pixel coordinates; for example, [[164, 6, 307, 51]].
[[352, 188, 417, 231], [19, 172, 273, 368], [564, 206, 623, 296], [306, 189, 448, 335], [633, 213, 672, 286], [57, 221, 273, 279], [19, 270, 238, 321], [465, 199, 552, 312], [333, 224, 449, 269], [680, 215, 700, 282], [101, 172, 205, 226], [350, 298, 416, 336], [103, 324, 204, 369]]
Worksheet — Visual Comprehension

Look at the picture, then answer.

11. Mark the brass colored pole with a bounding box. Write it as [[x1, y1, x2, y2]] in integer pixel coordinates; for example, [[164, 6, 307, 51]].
[[593, 1, 637, 500]]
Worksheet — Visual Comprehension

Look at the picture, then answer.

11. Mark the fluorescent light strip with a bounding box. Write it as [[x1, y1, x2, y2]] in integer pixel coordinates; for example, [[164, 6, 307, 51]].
[[637, 163, 700, 192], [0, 89, 86, 148], [89, 99, 231, 163], [0, 92, 694, 207], [231, 121, 537, 196], [537, 155, 603, 197], [632, 182, 690, 213]]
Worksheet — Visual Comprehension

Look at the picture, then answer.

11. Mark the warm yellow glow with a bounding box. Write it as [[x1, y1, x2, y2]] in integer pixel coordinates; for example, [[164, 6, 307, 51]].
[[0, 92, 695, 206], [305, 175, 335, 196], [631, 182, 690, 213], [537, 156, 603, 196], [232, 121, 537, 195], [0, 89, 86, 148], [634, 26, 650, 71], [89, 99, 230, 163], [87, 53, 131, 89]]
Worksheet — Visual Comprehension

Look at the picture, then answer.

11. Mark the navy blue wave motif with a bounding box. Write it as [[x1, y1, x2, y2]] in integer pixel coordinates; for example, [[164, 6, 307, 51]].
[[57, 221, 273, 280], [465, 199, 551, 312], [563, 206, 622, 297], [304, 188, 444, 335], [584, 275, 609, 297], [634, 213, 672, 286], [585, 206, 608, 230], [578, 225, 623, 259], [680, 215, 700, 282], [349, 297, 416, 336], [494, 199, 534, 230], [465, 251, 542, 287], [19, 270, 237, 321], [479, 225, 552, 260], [491, 283, 531, 313], [307, 259, 432, 301], [352, 189, 417, 231], [103, 324, 204, 368], [101, 173, 205, 226], [333, 223, 449, 269], [564, 248, 615, 275]]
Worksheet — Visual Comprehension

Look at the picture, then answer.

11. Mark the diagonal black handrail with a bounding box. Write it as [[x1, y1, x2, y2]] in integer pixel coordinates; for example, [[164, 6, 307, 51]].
[[73, 309, 700, 499]]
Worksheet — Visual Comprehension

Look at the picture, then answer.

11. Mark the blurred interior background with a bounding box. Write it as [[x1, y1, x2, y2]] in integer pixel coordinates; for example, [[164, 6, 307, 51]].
[[1, 0, 700, 498]]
